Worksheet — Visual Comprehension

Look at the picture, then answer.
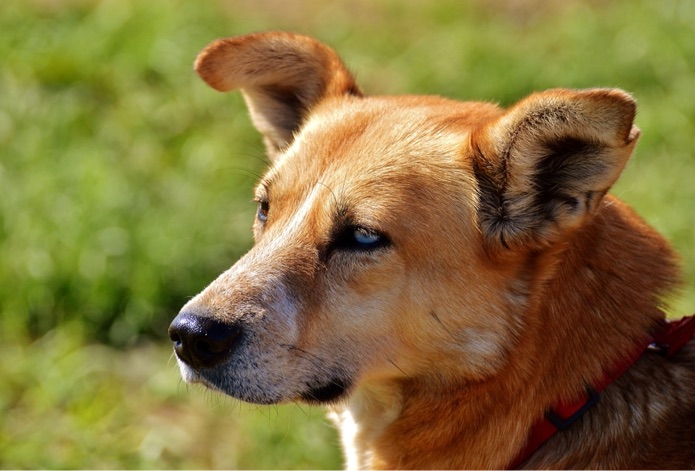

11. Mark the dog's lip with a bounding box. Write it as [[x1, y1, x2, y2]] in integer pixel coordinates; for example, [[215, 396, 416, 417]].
[[177, 348, 352, 405], [176, 359, 218, 388], [299, 377, 351, 404]]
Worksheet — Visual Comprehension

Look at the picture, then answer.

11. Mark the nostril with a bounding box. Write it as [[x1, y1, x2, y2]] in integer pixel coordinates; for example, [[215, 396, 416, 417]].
[[168, 330, 181, 345], [168, 310, 242, 369]]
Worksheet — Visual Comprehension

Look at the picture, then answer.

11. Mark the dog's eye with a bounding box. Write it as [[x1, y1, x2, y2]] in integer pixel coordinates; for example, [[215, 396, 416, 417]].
[[332, 225, 389, 252], [324, 225, 390, 260], [353, 227, 382, 247], [256, 200, 269, 223]]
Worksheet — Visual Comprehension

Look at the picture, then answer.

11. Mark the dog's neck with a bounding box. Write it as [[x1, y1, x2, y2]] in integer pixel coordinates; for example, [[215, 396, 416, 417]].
[[328, 383, 404, 470], [329, 195, 681, 470], [524, 196, 680, 407]]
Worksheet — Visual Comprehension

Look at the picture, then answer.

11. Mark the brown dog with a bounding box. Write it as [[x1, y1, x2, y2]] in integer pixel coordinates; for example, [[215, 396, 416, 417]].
[[168, 32, 695, 469]]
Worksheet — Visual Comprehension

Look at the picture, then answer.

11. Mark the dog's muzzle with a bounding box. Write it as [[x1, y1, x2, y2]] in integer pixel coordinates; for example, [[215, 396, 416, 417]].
[[168, 309, 242, 370]]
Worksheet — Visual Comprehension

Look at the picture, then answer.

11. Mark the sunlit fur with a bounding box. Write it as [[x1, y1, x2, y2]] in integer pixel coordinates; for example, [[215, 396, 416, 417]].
[[175, 32, 695, 469]]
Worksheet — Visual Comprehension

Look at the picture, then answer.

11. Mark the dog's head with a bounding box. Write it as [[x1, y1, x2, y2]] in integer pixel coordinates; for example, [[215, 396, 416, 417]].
[[169, 32, 639, 405]]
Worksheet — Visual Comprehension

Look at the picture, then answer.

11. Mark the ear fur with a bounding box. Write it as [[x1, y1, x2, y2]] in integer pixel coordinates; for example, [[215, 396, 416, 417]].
[[472, 88, 640, 250], [194, 31, 362, 158]]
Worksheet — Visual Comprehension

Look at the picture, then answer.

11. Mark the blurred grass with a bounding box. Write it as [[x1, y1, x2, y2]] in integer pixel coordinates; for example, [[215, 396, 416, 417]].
[[0, 0, 693, 468], [0, 324, 341, 469]]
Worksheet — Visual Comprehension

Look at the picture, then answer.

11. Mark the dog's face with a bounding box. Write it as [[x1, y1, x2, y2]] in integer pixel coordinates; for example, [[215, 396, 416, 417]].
[[174, 97, 524, 404], [169, 32, 639, 405]]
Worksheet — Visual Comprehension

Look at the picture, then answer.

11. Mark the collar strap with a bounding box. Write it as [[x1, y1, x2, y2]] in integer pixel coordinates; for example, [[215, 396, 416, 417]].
[[510, 315, 695, 469]]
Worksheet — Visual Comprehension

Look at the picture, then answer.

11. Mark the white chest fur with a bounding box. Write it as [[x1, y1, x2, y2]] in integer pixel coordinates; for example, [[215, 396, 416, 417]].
[[328, 384, 403, 470]]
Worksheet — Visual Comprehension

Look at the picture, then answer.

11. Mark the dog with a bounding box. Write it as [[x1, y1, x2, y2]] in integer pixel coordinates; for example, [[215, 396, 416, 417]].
[[168, 32, 695, 469]]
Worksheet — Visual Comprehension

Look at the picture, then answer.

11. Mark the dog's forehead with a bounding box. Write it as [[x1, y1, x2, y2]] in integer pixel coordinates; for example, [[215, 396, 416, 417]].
[[265, 96, 500, 196]]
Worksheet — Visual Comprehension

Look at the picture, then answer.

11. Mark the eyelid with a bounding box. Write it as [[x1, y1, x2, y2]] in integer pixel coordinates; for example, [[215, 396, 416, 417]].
[[253, 186, 268, 201], [325, 223, 391, 257], [253, 193, 270, 224], [254, 180, 270, 200], [353, 226, 381, 244]]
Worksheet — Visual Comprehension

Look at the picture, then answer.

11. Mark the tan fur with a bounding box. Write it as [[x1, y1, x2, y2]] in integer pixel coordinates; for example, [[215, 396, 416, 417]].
[[170, 32, 695, 469]]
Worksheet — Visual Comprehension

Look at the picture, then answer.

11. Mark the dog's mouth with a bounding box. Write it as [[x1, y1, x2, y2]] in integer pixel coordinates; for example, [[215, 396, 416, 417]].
[[300, 377, 351, 404], [177, 356, 352, 405]]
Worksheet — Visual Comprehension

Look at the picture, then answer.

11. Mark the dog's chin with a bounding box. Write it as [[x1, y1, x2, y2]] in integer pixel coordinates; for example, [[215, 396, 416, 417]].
[[209, 378, 351, 406], [178, 360, 351, 405]]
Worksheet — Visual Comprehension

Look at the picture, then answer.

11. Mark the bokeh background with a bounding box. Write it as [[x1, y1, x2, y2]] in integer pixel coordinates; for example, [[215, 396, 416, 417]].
[[1, 0, 694, 468]]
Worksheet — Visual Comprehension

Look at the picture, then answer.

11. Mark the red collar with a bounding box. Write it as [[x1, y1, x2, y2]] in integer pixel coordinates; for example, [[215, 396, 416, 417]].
[[510, 315, 695, 469]]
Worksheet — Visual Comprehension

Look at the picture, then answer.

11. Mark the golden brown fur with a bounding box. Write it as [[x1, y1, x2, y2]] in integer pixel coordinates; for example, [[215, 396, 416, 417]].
[[169, 32, 695, 469]]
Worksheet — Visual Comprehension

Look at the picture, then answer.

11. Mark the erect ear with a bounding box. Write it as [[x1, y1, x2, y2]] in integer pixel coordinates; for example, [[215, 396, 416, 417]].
[[194, 31, 363, 158], [471, 88, 640, 250]]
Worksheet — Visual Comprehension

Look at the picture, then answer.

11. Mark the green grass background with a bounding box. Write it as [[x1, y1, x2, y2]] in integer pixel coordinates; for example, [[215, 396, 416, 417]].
[[1, 0, 693, 468]]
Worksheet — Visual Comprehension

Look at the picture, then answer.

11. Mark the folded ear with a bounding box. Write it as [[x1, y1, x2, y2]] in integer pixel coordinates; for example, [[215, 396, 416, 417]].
[[472, 88, 640, 250], [194, 32, 362, 158]]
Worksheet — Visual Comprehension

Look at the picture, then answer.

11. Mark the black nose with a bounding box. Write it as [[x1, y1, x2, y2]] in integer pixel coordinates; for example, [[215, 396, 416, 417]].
[[168, 310, 242, 369]]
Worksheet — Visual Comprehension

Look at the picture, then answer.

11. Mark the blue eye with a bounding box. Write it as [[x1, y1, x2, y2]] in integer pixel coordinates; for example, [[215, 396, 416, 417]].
[[257, 200, 269, 222], [325, 224, 391, 258], [345, 226, 389, 251], [353, 227, 381, 246]]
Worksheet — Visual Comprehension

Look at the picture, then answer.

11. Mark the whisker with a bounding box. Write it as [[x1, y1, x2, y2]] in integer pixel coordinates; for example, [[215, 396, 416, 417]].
[[316, 180, 340, 208], [430, 311, 459, 343], [292, 400, 312, 420], [388, 358, 413, 379], [167, 351, 177, 366], [216, 165, 265, 181], [281, 343, 350, 388], [244, 141, 273, 167]]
